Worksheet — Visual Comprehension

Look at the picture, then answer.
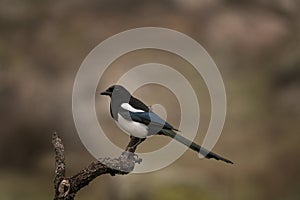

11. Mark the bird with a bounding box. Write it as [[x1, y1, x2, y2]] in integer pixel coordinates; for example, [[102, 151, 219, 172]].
[[100, 85, 233, 164]]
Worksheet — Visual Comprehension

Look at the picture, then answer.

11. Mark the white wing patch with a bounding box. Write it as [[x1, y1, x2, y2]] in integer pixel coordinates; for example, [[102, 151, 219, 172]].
[[121, 103, 144, 113]]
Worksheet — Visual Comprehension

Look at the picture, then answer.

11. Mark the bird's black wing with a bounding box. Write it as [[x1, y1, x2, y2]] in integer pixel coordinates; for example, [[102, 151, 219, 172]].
[[118, 108, 177, 135], [126, 95, 178, 134], [129, 96, 150, 112]]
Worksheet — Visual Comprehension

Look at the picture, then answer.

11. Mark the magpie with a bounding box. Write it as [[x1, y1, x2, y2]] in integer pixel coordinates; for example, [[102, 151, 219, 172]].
[[100, 85, 233, 164]]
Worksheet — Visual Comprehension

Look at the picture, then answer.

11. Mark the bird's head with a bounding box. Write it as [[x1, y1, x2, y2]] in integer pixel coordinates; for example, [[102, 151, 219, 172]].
[[100, 85, 130, 98]]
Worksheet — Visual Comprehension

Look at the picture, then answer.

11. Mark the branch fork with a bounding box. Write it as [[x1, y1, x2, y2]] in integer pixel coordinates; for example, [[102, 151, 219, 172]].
[[52, 132, 141, 200]]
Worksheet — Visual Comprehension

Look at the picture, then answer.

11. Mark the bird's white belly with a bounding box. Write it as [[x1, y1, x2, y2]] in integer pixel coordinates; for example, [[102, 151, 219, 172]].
[[117, 114, 148, 138]]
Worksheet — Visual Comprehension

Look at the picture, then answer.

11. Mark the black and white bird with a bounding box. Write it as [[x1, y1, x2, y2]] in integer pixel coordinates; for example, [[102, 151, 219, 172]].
[[100, 85, 233, 164]]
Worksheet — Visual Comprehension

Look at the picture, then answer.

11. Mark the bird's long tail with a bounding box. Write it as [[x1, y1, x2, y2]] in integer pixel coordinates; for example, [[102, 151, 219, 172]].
[[161, 129, 233, 164]]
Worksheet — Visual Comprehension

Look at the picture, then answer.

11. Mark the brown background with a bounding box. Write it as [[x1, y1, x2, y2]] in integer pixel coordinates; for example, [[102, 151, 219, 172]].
[[1, 0, 300, 199]]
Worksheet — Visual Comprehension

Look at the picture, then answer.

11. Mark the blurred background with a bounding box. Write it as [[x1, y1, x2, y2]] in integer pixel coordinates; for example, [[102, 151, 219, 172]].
[[1, 0, 300, 199]]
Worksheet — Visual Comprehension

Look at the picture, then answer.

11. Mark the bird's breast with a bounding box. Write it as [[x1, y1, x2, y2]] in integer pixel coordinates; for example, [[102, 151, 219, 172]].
[[117, 113, 148, 138]]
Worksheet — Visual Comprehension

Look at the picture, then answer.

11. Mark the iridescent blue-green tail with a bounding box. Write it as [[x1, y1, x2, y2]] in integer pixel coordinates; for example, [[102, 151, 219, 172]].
[[161, 129, 233, 164]]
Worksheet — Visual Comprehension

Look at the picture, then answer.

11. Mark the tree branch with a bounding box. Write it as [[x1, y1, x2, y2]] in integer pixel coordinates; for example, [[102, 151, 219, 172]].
[[52, 132, 141, 200]]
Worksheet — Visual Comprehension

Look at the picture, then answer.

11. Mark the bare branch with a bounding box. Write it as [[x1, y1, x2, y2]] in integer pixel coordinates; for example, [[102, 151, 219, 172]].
[[52, 132, 66, 199], [52, 132, 141, 200]]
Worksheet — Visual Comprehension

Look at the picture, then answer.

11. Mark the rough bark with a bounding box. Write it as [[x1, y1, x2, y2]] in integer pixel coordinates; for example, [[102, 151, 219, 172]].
[[52, 132, 141, 200]]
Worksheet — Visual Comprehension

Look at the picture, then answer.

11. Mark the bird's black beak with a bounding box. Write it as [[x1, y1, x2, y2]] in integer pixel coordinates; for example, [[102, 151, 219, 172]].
[[100, 89, 111, 96]]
